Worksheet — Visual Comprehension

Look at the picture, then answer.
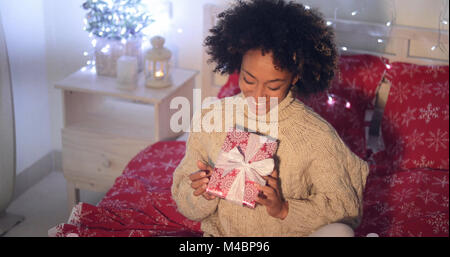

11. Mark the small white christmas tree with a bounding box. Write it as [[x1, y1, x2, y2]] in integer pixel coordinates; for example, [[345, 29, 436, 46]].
[[82, 0, 153, 40]]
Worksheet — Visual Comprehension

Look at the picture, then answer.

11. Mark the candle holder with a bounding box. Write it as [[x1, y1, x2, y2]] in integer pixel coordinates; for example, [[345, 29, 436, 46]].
[[145, 36, 172, 88]]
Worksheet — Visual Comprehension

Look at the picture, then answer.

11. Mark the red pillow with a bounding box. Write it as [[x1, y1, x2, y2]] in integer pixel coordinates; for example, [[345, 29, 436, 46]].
[[330, 54, 389, 109], [299, 92, 368, 159], [378, 62, 449, 172], [217, 73, 240, 99]]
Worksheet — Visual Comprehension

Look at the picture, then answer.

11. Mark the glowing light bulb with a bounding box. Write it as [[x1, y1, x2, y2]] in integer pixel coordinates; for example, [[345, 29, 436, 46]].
[[326, 21, 333, 26], [91, 39, 97, 47], [345, 102, 351, 109], [442, 20, 448, 25], [101, 44, 111, 53], [377, 39, 384, 43], [327, 95, 336, 106], [304, 5, 311, 10], [431, 45, 437, 51], [341, 46, 348, 51], [386, 64, 392, 70], [351, 10, 358, 16], [121, 38, 127, 45], [386, 21, 392, 27], [83, 51, 89, 56]]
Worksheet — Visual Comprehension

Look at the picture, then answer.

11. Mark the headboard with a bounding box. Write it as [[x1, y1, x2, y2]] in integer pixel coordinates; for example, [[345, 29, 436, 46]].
[[201, 3, 449, 100]]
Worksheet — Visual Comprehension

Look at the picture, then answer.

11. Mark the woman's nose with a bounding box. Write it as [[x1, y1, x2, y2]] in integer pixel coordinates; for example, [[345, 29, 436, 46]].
[[252, 84, 265, 99]]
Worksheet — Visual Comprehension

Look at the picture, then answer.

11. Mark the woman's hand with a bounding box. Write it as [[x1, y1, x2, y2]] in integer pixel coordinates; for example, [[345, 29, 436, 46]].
[[255, 170, 289, 220], [188, 161, 217, 200]]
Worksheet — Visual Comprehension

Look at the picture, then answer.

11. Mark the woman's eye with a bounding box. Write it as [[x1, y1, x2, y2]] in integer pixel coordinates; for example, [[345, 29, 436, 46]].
[[269, 87, 281, 91], [243, 77, 255, 85]]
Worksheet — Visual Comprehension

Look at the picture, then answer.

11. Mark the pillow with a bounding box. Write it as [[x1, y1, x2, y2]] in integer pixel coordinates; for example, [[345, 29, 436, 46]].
[[217, 73, 240, 99], [330, 54, 389, 109], [378, 62, 449, 172], [299, 92, 368, 159]]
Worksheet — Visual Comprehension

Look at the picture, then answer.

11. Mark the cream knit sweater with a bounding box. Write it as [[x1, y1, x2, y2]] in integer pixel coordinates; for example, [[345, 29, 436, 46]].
[[171, 89, 369, 237]]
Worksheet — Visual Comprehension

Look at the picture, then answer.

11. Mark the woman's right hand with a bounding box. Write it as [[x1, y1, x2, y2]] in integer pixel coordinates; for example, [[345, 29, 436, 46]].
[[189, 161, 217, 200]]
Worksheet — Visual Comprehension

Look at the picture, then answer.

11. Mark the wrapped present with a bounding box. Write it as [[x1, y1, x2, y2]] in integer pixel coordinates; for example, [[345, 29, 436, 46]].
[[206, 129, 278, 208]]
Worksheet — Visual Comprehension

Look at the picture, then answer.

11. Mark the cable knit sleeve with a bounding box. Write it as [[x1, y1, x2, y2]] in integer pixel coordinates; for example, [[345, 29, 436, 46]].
[[279, 128, 369, 236], [171, 110, 219, 222]]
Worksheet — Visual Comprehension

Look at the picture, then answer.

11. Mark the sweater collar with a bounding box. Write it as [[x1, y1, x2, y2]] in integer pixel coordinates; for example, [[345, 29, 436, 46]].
[[238, 89, 299, 123]]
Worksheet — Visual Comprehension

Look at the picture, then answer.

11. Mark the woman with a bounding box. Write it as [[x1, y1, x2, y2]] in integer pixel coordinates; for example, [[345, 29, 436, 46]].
[[171, 0, 369, 237]]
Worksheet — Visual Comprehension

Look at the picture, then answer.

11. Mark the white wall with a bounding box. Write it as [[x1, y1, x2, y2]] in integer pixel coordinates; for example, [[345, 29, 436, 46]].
[[0, 0, 52, 174]]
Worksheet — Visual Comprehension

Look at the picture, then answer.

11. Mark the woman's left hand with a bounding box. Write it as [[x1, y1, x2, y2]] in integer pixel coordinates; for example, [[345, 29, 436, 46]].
[[255, 170, 289, 220]]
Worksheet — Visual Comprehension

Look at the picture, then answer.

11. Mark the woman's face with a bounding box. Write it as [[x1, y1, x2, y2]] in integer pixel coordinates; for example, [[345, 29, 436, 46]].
[[239, 49, 298, 114]]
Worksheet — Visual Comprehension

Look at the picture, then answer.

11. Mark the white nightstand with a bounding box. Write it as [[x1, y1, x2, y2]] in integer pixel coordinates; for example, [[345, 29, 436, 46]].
[[55, 67, 197, 212]]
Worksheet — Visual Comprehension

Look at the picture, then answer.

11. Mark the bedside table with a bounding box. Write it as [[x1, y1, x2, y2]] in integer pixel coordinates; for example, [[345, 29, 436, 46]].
[[55, 67, 197, 212]]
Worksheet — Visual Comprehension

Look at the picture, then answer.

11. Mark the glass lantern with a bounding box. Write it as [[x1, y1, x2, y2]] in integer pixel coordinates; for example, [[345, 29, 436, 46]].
[[145, 36, 172, 88]]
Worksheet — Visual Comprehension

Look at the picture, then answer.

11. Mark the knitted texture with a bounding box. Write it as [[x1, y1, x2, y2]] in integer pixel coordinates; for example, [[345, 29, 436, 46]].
[[171, 90, 369, 236]]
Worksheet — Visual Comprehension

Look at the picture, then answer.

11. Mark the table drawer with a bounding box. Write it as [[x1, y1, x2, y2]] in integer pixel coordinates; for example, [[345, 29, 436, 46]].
[[62, 128, 151, 182]]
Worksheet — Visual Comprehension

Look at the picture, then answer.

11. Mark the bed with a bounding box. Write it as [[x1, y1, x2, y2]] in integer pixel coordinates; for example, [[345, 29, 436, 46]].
[[49, 3, 449, 237]]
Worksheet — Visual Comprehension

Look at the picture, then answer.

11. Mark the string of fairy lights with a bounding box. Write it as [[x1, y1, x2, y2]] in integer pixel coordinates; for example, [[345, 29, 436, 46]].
[[306, 0, 449, 56], [80, 0, 449, 76]]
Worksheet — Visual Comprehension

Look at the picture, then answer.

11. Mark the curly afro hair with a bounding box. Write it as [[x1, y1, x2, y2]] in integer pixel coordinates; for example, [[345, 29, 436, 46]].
[[204, 0, 338, 97]]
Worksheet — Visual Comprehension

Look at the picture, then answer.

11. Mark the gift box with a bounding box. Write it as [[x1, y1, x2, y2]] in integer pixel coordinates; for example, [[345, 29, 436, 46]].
[[206, 129, 278, 208]]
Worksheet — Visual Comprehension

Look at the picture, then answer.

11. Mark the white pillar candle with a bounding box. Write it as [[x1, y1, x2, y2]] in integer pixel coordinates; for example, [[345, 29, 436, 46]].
[[117, 56, 138, 89]]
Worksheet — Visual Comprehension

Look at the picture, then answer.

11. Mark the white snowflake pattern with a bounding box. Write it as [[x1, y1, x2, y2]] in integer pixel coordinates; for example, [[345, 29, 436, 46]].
[[425, 129, 449, 152], [359, 62, 381, 85], [405, 129, 425, 150], [400, 64, 420, 78], [412, 155, 435, 168], [441, 196, 449, 208], [425, 212, 449, 234], [153, 144, 176, 159], [412, 82, 432, 99], [401, 107, 417, 127], [343, 78, 360, 99], [399, 202, 422, 218], [391, 82, 411, 104], [402, 64, 423, 78], [133, 150, 152, 163], [418, 103, 440, 124], [138, 161, 159, 172], [407, 171, 431, 184], [425, 66, 448, 78], [160, 159, 177, 172], [432, 81, 449, 99], [339, 58, 360, 72], [432, 175, 449, 188], [392, 188, 414, 202], [383, 173, 404, 188], [417, 189, 439, 205]]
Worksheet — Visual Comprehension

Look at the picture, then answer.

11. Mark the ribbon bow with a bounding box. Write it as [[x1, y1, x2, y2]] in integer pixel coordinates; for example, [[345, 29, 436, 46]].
[[214, 133, 274, 205]]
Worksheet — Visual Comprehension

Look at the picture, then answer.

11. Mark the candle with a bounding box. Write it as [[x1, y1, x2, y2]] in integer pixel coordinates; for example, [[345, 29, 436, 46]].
[[117, 56, 138, 89], [155, 70, 164, 79]]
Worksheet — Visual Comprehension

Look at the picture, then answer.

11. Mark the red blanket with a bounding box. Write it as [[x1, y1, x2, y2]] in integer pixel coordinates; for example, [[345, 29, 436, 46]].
[[50, 141, 202, 237], [50, 141, 449, 237]]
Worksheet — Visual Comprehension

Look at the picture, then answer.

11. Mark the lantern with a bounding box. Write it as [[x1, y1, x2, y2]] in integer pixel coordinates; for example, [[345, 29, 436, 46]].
[[145, 36, 172, 88]]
